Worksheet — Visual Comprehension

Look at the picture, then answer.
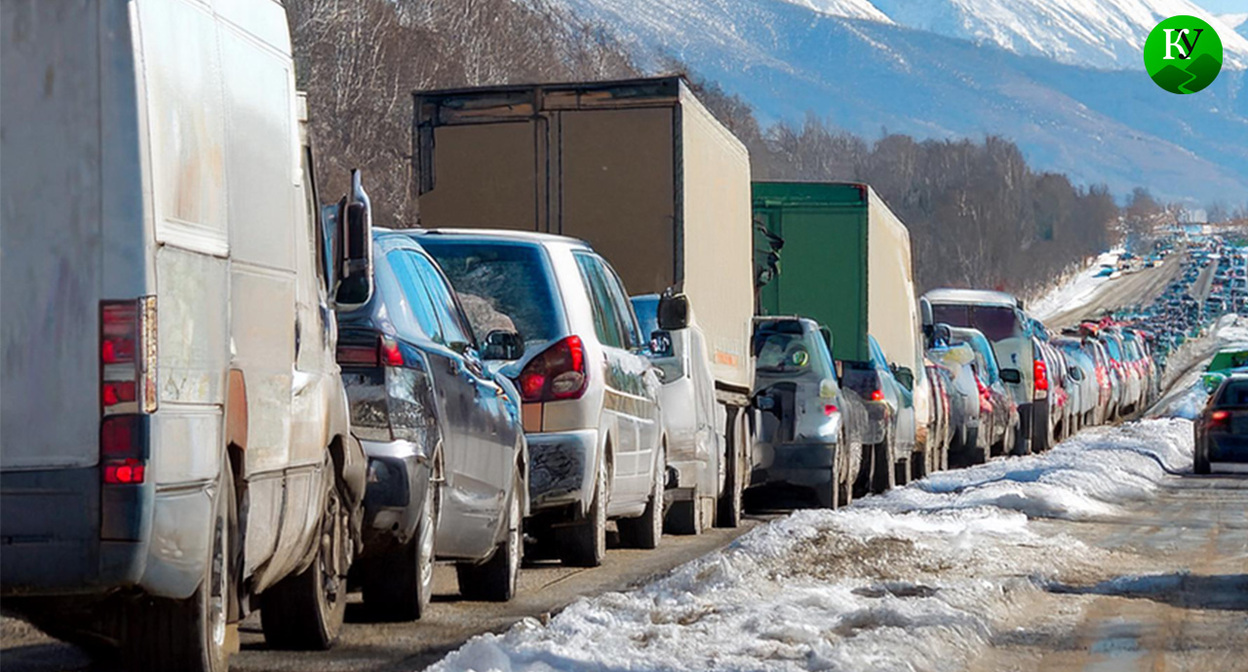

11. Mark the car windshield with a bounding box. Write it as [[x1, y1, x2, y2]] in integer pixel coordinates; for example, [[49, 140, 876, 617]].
[[418, 239, 562, 346], [1215, 380, 1248, 407], [931, 304, 1021, 342]]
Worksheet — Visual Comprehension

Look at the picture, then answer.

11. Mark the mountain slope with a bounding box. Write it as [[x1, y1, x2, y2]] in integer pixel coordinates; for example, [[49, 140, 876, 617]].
[[544, 0, 1248, 204]]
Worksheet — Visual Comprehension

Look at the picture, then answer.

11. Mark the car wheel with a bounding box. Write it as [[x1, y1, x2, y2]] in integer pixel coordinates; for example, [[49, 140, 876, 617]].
[[558, 459, 608, 567], [853, 441, 873, 499], [457, 473, 523, 602], [816, 432, 843, 509], [870, 431, 896, 495], [966, 426, 987, 464], [261, 474, 349, 648], [619, 448, 664, 549], [715, 408, 746, 528], [122, 462, 234, 672], [362, 472, 436, 621], [1194, 446, 1212, 475]]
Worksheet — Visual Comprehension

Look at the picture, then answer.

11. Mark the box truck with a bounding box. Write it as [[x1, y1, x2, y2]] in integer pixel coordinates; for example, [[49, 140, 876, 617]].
[[411, 76, 754, 529], [753, 182, 935, 489], [1, 2, 373, 670]]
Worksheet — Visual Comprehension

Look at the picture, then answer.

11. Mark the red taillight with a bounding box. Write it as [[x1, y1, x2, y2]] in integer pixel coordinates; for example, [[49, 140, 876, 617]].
[[337, 336, 404, 367], [1034, 360, 1049, 392], [100, 415, 147, 485], [101, 303, 138, 364], [381, 338, 404, 366], [1210, 409, 1231, 428], [824, 404, 839, 417], [101, 299, 156, 413], [518, 336, 587, 403], [870, 389, 885, 402]]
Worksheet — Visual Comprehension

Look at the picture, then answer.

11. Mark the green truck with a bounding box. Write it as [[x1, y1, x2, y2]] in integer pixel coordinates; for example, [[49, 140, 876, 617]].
[[753, 182, 935, 489]]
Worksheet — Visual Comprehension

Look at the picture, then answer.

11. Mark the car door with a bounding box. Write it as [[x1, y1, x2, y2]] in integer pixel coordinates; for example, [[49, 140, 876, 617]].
[[572, 252, 653, 509], [387, 248, 503, 523]]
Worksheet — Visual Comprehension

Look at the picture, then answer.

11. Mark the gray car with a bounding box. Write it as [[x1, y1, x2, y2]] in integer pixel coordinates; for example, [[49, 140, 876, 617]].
[[415, 229, 665, 568], [749, 317, 867, 508]]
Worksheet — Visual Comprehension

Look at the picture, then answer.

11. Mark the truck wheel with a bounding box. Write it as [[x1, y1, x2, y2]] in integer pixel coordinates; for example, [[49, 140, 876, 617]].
[[558, 460, 607, 567], [362, 472, 436, 621], [870, 433, 896, 495], [457, 473, 523, 602], [619, 448, 664, 549], [260, 477, 349, 648], [715, 408, 745, 528], [122, 465, 233, 672]]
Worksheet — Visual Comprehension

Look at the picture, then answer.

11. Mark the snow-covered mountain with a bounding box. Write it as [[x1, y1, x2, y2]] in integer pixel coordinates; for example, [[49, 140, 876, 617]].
[[543, 0, 1248, 205], [809, 0, 1248, 71]]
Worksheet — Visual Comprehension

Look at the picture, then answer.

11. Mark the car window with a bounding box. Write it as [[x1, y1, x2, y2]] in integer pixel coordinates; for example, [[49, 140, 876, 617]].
[[385, 249, 443, 342], [1215, 380, 1248, 406], [598, 258, 642, 349], [420, 239, 562, 346], [930, 304, 1020, 342], [632, 296, 659, 342], [573, 252, 626, 349], [411, 253, 474, 349]]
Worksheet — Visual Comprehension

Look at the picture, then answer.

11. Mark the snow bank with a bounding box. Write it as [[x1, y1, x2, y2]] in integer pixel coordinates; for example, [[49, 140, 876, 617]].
[[1029, 251, 1119, 321], [431, 415, 1193, 672]]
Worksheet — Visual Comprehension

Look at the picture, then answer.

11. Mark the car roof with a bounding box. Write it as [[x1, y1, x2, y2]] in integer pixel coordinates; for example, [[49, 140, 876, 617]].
[[924, 288, 1019, 308], [393, 227, 592, 249]]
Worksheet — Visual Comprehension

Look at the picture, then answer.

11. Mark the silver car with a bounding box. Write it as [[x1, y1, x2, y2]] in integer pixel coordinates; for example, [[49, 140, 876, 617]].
[[416, 230, 665, 567]]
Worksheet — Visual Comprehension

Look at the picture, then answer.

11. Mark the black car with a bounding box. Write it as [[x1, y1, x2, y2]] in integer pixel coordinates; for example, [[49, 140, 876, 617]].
[[1194, 373, 1248, 474], [337, 231, 529, 619]]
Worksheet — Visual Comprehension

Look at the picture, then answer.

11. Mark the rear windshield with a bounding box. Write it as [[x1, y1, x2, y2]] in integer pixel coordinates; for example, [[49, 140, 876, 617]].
[[1216, 380, 1248, 406], [753, 323, 835, 379], [931, 304, 1021, 342], [418, 239, 562, 345]]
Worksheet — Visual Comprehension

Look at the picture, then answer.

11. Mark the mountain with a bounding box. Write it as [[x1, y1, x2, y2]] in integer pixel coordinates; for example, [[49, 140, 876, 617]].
[[542, 0, 1248, 205]]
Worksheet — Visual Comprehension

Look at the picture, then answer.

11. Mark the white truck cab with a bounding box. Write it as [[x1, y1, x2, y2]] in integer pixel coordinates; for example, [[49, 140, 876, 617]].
[[1, 2, 372, 670]]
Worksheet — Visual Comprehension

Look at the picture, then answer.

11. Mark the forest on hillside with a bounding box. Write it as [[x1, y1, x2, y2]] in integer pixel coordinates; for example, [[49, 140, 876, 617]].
[[287, 0, 1154, 296]]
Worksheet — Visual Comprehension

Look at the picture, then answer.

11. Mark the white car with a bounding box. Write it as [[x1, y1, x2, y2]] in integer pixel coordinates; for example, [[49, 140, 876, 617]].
[[417, 230, 666, 567]]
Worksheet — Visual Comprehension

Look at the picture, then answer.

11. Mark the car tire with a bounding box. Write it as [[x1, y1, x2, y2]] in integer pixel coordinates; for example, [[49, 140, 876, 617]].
[[457, 473, 523, 602], [260, 474, 349, 648], [122, 463, 234, 672], [361, 472, 436, 621], [619, 449, 664, 549], [816, 433, 844, 509], [870, 432, 895, 495], [558, 459, 608, 567], [853, 442, 873, 499], [910, 449, 927, 481], [715, 408, 745, 528], [1194, 447, 1212, 475], [966, 426, 987, 464]]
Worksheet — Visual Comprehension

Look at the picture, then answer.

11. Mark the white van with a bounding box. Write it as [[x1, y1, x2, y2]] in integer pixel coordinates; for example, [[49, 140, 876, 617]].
[[1, 2, 372, 670]]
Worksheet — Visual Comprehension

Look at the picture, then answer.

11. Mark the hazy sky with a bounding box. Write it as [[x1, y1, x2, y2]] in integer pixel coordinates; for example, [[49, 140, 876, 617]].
[[1198, 0, 1248, 14]]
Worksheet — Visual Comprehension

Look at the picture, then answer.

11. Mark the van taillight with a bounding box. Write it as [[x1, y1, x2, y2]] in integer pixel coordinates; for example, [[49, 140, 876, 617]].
[[100, 298, 157, 414], [518, 336, 587, 403], [100, 414, 148, 485], [1034, 360, 1049, 393], [337, 335, 403, 367], [870, 389, 885, 402]]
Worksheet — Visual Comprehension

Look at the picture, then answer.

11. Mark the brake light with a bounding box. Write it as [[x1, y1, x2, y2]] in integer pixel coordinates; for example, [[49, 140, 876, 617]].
[[338, 336, 404, 367], [518, 336, 587, 403], [1210, 409, 1231, 428], [104, 458, 146, 485], [381, 337, 404, 366], [824, 404, 839, 417], [100, 298, 157, 413], [870, 389, 885, 402], [1034, 359, 1049, 392], [100, 414, 147, 484]]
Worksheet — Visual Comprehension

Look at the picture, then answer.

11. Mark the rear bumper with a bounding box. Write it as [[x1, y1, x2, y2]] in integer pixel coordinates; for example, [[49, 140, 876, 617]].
[[1, 467, 150, 597], [749, 441, 837, 489], [527, 429, 598, 512], [1207, 436, 1248, 464], [358, 438, 434, 554]]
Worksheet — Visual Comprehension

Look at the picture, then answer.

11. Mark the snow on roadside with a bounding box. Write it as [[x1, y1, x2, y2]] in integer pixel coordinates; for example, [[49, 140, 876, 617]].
[[1029, 250, 1119, 321], [432, 418, 1193, 672]]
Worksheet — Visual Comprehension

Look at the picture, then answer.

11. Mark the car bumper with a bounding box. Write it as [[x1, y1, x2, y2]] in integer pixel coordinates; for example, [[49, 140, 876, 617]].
[[359, 438, 434, 553], [1207, 436, 1248, 465], [749, 441, 837, 489], [527, 429, 598, 512]]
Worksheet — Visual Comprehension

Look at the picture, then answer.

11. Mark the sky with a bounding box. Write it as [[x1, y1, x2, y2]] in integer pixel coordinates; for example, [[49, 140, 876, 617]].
[[1198, 0, 1248, 14]]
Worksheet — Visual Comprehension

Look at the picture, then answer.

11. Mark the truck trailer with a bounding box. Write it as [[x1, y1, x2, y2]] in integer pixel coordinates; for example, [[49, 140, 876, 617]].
[[411, 76, 755, 529], [753, 182, 935, 488]]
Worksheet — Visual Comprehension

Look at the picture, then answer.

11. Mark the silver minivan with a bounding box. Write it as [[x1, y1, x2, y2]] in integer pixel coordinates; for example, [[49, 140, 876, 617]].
[[415, 230, 665, 567]]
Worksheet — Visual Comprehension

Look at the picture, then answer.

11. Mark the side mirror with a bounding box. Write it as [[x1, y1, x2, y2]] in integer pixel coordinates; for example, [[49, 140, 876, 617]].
[[657, 293, 690, 331], [649, 330, 674, 358], [333, 169, 374, 310], [481, 329, 524, 361], [1000, 368, 1022, 384], [893, 365, 915, 392]]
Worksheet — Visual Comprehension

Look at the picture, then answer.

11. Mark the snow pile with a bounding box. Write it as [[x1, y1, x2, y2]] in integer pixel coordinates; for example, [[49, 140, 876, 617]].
[[431, 414, 1193, 672], [433, 507, 1093, 672], [1029, 250, 1119, 321]]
